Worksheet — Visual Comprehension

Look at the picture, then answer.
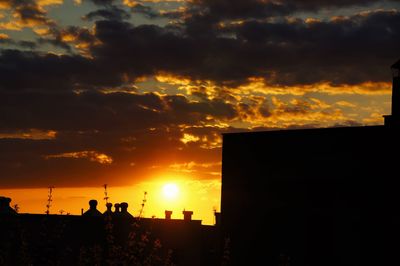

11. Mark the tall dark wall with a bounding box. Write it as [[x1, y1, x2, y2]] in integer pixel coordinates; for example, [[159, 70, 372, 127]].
[[221, 126, 400, 265]]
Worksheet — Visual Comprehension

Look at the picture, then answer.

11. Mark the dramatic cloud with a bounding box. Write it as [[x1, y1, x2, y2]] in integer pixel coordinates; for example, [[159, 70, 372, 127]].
[[188, 0, 400, 19], [89, 10, 400, 86], [0, 91, 238, 131], [0, 0, 56, 29], [0, 49, 122, 90], [2, 8, 399, 90], [0, 0, 397, 188]]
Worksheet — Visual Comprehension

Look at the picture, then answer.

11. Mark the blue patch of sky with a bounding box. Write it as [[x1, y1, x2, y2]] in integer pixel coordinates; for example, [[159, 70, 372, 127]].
[[47, 0, 182, 28], [46, 0, 94, 28]]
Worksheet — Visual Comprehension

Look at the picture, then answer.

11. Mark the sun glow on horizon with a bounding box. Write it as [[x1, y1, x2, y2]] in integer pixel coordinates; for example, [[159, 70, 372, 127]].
[[0, 179, 221, 225], [162, 183, 179, 200]]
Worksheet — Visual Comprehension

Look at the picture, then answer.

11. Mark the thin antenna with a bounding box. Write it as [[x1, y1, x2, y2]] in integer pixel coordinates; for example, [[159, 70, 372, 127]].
[[45, 186, 55, 215], [138, 191, 147, 219], [103, 184, 109, 204], [13, 204, 19, 213]]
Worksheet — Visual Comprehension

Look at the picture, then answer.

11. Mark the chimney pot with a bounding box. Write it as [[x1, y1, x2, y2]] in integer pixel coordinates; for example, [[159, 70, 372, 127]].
[[182, 210, 193, 221], [165, 210, 173, 219]]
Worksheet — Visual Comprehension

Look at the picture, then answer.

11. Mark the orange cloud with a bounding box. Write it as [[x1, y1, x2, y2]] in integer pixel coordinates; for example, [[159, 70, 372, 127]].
[[336, 101, 357, 108], [0, 32, 9, 39], [236, 78, 391, 96], [0, 0, 55, 32], [180, 133, 200, 144], [266, 96, 349, 127], [123, 0, 186, 6], [122, 0, 138, 7], [44, 151, 113, 164], [0, 1, 10, 9], [0, 129, 57, 140], [0, 21, 23, 30], [362, 112, 385, 125], [169, 161, 221, 176], [37, 0, 63, 7], [32, 26, 51, 36]]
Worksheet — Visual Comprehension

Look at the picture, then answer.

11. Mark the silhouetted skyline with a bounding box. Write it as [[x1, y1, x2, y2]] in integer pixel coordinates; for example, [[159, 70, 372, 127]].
[[2, 1, 400, 257]]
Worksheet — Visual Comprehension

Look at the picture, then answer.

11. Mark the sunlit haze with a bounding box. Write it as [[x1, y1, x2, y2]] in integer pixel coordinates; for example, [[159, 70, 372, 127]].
[[0, 179, 221, 225]]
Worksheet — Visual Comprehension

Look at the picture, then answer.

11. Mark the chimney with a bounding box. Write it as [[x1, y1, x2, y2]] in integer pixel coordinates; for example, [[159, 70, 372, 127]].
[[182, 210, 193, 221], [384, 59, 400, 127], [165, 210, 173, 220], [214, 211, 221, 226]]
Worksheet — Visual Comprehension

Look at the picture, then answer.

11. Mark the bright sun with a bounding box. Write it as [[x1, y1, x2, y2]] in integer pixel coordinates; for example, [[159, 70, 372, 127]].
[[162, 183, 179, 200]]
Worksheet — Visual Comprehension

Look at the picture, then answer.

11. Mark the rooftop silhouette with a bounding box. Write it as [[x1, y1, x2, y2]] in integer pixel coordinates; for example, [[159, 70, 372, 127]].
[[82, 199, 102, 217], [0, 196, 17, 215], [0, 197, 219, 266]]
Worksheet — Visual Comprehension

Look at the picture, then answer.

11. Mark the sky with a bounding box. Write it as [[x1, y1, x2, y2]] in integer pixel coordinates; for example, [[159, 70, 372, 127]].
[[1, 0, 400, 224]]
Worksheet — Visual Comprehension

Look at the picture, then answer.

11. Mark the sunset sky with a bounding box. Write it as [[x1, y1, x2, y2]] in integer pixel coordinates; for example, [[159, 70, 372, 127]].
[[1, 0, 400, 224]]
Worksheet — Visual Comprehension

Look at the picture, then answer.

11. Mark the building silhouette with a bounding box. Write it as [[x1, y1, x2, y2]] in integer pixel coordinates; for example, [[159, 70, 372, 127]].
[[220, 60, 400, 265], [0, 199, 221, 266], [82, 199, 102, 217]]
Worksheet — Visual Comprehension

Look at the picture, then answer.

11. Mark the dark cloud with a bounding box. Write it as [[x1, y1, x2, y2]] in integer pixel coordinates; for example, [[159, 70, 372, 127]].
[[0, 82, 270, 187], [189, 0, 400, 19], [0, 87, 239, 186], [1, 0, 55, 27], [0, 38, 37, 49], [0, 49, 123, 90], [84, 0, 116, 6], [1, 0, 397, 189], [130, 3, 160, 19], [38, 37, 72, 52], [84, 6, 131, 21], [2, 9, 400, 90], [90, 10, 400, 86], [34, 26, 98, 53], [0, 91, 237, 131]]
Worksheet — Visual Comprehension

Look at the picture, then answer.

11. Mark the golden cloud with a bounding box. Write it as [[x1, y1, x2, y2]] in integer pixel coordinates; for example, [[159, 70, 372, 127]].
[[169, 161, 221, 176], [37, 0, 63, 7], [32, 26, 51, 35], [265, 96, 349, 126], [151, 74, 389, 128], [0, 21, 23, 31], [0, 1, 10, 9], [0, 32, 9, 39], [0, 129, 57, 140], [44, 151, 113, 164], [362, 112, 385, 125], [236, 78, 391, 96], [123, 0, 138, 7], [336, 101, 357, 108], [155, 73, 192, 86], [124, 0, 187, 6], [180, 133, 200, 144]]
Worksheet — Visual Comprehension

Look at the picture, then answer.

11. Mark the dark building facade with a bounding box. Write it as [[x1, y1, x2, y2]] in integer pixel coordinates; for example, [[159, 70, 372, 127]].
[[221, 61, 400, 265], [0, 201, 221, 266]]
